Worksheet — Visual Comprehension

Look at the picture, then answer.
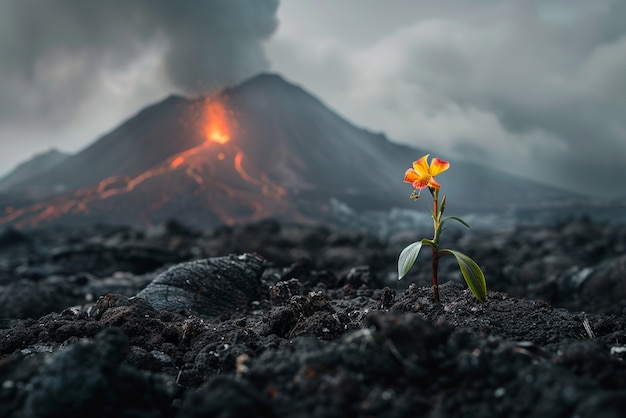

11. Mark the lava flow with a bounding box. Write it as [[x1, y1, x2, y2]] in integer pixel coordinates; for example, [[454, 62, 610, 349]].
[[1, 94, 295, 229]]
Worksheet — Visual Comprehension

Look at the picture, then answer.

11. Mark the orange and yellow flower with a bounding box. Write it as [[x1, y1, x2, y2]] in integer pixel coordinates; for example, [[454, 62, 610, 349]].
[[404, 154, 450, 190]]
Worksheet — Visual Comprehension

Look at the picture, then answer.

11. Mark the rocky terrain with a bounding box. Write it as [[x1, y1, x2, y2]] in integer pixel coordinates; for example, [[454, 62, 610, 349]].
[[1, 216, 625, 417]]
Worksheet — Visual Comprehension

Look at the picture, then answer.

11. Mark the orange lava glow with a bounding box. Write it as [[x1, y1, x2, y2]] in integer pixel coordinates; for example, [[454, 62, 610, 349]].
[[234, 152, 287, 199], [0, 94, 307, 229], [171, 156, 185, 168], [204, 98, 232, 145], [234, 152, 259, 185]]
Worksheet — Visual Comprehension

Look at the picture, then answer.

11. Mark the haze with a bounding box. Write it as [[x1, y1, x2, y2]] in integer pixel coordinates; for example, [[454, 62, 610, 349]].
[[1, 0, 624, 197]]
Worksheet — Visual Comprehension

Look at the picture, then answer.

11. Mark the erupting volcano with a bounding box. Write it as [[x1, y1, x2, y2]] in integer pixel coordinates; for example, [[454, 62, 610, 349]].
[[0, 90, 299, 228], [0, 73, 573, 230], [204, 99, 232, 145]]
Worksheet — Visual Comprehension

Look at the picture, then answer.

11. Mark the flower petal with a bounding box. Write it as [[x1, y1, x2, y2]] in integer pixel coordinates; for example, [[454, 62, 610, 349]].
[[429, 158, 450, 176], [404, 168, 421, 184], [427, 177, 441, 189], [412, 154, 431, 177], [413, 179, 430, 189]]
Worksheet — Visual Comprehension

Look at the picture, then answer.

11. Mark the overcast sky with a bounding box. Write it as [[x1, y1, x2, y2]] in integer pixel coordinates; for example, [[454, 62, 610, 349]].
[[1, 0, 625, 197]]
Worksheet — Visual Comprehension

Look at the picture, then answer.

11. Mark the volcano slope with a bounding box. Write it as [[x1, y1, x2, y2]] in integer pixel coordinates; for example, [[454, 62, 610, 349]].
[[0, 73, 575, 231], [1, 217, 626, 417]]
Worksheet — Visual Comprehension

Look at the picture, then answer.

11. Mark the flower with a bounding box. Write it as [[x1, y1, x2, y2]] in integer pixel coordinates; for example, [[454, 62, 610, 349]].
[[404, 154, 450, 190]]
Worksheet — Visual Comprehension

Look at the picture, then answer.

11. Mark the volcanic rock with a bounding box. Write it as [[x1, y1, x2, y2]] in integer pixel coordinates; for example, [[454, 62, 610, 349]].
[[3, 327, 178, 418], [576, 254, 626, 314], [2, 217, 626, 321], [137, 254, 266, 317], [1, 216, 626, 416]]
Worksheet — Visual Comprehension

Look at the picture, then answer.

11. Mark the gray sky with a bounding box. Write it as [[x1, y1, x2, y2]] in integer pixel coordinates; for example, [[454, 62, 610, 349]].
[[1, 0, 625, 197]]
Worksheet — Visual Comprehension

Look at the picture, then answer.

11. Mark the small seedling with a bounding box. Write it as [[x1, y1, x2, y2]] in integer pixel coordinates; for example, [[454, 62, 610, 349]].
[[398, 154, 487, 303]]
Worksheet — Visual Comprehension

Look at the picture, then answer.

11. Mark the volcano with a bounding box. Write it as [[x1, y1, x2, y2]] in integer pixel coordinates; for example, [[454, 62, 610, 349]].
[[0, 74, 574, 230]]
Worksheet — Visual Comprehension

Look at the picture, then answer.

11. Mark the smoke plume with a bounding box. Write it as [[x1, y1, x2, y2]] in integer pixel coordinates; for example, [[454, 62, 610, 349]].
[[0, 0, 280, 175], [0, 0, 279, 129], [1, 0, 279, 93]]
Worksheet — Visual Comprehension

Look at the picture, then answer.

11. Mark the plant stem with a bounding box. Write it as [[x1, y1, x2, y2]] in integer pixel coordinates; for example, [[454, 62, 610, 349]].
[[432, 192, 439, 238], [431, 247, 440, 303], [431, 188, 441, 303]]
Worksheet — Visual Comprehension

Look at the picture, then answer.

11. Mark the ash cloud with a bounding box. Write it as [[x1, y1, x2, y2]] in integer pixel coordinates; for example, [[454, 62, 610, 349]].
[[1, 0, 279, 95], [0, 0, 279, 174]]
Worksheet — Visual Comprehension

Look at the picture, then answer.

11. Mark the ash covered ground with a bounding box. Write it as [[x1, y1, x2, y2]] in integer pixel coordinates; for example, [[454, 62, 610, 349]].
[[1, 217, 626, 417]]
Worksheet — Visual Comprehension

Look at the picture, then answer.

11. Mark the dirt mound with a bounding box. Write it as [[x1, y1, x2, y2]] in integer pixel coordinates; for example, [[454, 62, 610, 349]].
[[1, 218, 626, 417]]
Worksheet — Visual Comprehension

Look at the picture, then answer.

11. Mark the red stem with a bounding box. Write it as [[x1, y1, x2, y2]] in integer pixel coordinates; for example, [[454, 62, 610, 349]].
[[431, 191, 440, 303], [431, 247, 440, 303]]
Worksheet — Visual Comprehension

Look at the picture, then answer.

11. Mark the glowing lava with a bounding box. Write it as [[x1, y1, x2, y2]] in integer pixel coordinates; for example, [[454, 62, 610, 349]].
[[0, 93, 301, 229], [204, 98, 232, 144]]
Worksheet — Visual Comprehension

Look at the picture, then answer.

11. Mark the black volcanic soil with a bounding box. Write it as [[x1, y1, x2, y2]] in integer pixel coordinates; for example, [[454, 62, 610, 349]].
[[1, 217, 626, 417]]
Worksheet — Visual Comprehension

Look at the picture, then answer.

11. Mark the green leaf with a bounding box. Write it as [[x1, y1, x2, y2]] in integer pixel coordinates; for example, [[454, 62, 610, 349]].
[[439, 249, 487, 301], [398, 241, 423, 280], [440, 216, 471, 230]]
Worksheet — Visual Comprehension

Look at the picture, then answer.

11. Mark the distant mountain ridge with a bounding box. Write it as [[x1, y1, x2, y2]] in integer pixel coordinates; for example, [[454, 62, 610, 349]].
[[0, 148, 71, 193], [5, 95, 196, 194], [0, 73, 578, 230]]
